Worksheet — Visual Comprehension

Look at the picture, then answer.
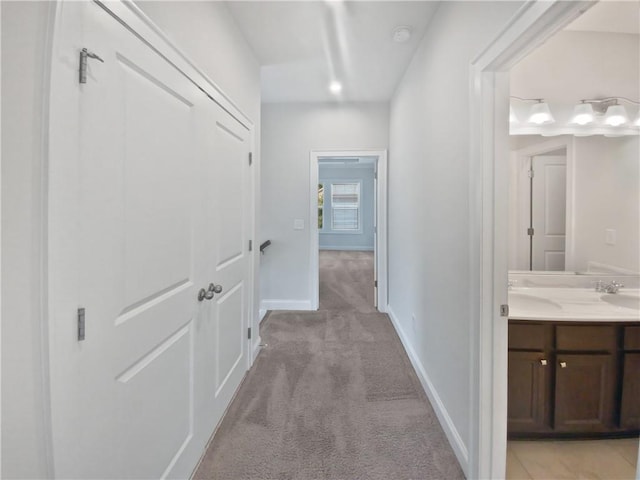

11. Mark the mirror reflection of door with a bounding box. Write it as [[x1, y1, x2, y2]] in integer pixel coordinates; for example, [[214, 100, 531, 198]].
[[529, 154, 567, 270]]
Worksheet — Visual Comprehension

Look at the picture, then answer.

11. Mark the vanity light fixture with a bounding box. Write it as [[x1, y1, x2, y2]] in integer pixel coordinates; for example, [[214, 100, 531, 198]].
[[509, 105, 518, 124], [569, 101, 595, 125], [604, 103, 628, 127], [528, 100, 554, 125], [570, 97, 639, 127], [510, 96, 555, 125]]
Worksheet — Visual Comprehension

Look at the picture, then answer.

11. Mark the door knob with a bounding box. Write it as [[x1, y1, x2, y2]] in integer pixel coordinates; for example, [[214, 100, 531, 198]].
[[560, 361, 567, 368], [540, 359, 547, 366], [197, 288, 214, 302], [208, 283, 223, 295]]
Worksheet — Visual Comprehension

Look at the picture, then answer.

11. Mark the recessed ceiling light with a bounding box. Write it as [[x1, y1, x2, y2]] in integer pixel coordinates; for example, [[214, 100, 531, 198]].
[[392, 26, 412, 43], [329, 81, 342, 94]]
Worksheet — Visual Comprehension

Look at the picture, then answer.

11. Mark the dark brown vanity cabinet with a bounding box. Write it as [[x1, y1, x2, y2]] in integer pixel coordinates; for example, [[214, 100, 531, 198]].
[[621, 326, 640, 429], [507, 324, 552, 433], [508, 321, 640, 438]]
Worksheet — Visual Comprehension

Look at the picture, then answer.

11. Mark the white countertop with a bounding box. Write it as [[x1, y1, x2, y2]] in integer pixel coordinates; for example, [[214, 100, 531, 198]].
[[508, 287, 640, 322]]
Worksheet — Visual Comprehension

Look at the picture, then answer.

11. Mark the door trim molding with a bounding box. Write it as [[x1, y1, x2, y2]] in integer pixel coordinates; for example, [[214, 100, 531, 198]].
[[309, 150, 388, 312], [468, 1, 598, 478]]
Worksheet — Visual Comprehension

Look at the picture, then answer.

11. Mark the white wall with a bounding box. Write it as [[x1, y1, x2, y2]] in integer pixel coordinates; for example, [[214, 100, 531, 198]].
[[260, 103, 388, 309], [511, 30, 639, 105], [1, 2, 260, 478], [387, 1, 522, 473], [573, 136, 639, 273], [1, 3, 53, 478]]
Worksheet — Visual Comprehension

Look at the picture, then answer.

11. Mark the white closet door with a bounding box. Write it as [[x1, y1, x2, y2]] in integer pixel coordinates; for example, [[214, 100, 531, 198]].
[[47, 2, 251, 478]]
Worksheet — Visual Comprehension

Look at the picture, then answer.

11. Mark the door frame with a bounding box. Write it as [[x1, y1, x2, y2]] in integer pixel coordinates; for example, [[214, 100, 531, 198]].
[[309, 150, 388, 312], [510, 137, 575, 271], [468, 1, 602, 478]]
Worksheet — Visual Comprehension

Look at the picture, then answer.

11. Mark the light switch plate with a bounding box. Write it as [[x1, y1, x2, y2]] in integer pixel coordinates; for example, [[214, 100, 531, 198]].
[[294, 219, 304, 230], [605, 229, 616, 245]]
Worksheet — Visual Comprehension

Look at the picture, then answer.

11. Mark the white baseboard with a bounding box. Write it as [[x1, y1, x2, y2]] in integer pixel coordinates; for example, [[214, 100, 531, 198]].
[[251, 338, 262, 363], [259, 299, 314, 311], [319, 246, 374, 251], [258, 309, 268, 323], [386, 305, 469, 476]]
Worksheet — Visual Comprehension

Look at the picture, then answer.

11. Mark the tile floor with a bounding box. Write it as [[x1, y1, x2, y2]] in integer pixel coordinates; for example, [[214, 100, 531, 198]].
[[507, 438, 639, 479]]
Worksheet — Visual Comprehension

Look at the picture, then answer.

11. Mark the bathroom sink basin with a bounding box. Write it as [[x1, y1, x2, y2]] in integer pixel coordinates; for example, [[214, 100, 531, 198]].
[[509, 293, 562, 312], [600, 294, 640, 311]]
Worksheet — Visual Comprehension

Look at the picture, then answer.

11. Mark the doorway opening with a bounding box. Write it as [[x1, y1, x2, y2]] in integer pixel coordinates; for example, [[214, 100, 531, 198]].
[[309, 150, 388, 312], [471, 1, 640, 479]]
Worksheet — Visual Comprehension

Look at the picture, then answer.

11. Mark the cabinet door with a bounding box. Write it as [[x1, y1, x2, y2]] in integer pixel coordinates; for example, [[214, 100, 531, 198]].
[[621, 353, 640, 430], [555, 354, 616, 432], [508, 351, 551, 432]]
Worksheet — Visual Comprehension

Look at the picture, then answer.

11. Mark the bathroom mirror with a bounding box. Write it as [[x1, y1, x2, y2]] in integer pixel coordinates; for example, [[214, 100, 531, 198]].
[[508, 134, 640, 275]]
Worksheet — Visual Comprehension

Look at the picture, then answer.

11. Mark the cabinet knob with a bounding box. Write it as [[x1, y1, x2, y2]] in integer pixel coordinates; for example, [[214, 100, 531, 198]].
[[560, 361, 567, 368], [540, 359, 547, 366]]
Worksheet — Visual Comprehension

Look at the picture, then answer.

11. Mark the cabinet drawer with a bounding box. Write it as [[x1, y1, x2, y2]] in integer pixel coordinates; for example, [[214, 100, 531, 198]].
[[556, 326, 616, 351], [624, 326, 640, 350], [509, 323, 549, 350]]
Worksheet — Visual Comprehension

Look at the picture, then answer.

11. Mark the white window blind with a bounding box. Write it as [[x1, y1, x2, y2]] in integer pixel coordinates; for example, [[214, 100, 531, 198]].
[[331, 183, 360, 230]]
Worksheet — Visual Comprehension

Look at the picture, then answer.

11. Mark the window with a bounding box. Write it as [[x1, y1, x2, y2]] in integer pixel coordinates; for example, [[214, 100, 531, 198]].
[[331, 182, 360, 230], [318, 183, 324, 229]]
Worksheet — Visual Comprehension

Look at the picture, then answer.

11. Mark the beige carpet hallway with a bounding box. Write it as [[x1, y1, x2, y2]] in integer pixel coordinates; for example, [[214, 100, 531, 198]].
[[193, 250, 465, 479]]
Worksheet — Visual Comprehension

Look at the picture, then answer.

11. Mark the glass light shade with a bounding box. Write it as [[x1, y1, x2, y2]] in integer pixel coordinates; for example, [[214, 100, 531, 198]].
[[604, 104, 628, 126], [509, 105, 518, 124], [527, 102, 554, 125], [569, 103, 595, 125]]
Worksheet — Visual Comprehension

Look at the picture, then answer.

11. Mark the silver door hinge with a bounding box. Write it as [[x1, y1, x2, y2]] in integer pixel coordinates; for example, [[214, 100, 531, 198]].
[[249, 152, 253, 166], [527, 227, 534, 236], [500, 304, 509, 317], [375, 173, 378, 180], [527, 169, 534, 178], [249, 240, 253, 251], [374, 280, 378, 287], [78, 307, 86, 341], [248, 327, 252, 340], [79, 48, 104, 84]]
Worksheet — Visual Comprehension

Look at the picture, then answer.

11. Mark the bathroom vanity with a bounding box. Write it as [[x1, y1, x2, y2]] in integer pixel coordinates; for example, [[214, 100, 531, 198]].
[[507, 286, 640, 439]]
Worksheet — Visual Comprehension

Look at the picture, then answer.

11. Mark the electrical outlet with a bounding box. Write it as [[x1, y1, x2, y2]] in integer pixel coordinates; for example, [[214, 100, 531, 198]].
[[294, 219, 304, 230]]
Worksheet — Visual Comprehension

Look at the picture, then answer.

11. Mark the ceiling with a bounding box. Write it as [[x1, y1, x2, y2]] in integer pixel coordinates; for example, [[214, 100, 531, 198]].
[[225, 1, 439, 103], [565, 0, 639, 35]]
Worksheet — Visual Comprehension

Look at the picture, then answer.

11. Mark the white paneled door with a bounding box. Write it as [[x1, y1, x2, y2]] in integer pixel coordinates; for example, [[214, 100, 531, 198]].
[[531, 155, 567, 271], [47, 2, 251, 478]]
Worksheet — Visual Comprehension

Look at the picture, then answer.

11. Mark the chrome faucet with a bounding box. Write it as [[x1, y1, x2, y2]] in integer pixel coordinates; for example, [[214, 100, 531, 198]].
[[595, 280, 624, 294]]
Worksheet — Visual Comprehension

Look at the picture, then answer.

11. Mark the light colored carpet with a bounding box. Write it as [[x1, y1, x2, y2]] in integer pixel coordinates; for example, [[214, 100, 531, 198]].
[[193, 250, 464, 480]]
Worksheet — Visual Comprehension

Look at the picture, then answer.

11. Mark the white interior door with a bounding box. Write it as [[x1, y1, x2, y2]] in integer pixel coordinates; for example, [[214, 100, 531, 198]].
[[531, 155, 567, 270], [195, 99, 251, 424], [47, 2, 251, 478]]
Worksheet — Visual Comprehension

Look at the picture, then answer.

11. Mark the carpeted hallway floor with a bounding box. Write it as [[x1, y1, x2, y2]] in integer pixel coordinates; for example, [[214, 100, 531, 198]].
[[193, 250, 465, 479]]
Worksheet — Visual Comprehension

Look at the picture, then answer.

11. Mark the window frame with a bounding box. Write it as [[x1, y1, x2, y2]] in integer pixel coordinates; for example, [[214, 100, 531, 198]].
[[328, 180, 363, 234]]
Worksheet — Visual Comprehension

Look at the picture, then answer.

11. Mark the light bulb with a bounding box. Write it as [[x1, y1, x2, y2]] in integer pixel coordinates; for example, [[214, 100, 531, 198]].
[[329, 81, 342, 94]]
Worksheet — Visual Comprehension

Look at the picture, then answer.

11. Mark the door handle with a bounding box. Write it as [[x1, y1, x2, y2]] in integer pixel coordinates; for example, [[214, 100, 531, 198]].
[[198, 288, 214, 302], [208, 283, 223, 295]]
